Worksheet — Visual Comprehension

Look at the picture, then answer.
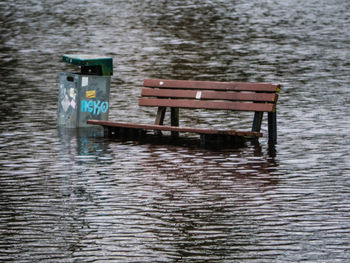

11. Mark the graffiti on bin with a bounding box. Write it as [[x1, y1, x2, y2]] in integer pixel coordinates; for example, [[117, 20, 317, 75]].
[[81, 100, 109, 115]]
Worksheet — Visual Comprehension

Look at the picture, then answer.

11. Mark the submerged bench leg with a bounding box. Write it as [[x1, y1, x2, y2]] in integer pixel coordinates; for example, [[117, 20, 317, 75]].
[[268, 111, 277, 146], [155, 106, 166, 125], [200, 134, 206, 148], [171, 107, 179, 138], [154, 106, 167, 135], [252, 112, 264, 132], [103, 126, 109, 137]]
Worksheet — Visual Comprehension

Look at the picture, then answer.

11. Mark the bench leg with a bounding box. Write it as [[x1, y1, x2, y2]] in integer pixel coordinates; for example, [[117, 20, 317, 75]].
[[268, 111, 277, 146], [103, 126, 109, 137], [111, 127, 117, 138], [171, 107, 179, 138], [154, 106, 167, 135], [252, 112, 264, 132], [200, 134, 206, 148]]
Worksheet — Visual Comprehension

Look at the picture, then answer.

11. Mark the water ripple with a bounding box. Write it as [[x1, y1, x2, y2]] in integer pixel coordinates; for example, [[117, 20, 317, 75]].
[[1, 0, 350, 262]]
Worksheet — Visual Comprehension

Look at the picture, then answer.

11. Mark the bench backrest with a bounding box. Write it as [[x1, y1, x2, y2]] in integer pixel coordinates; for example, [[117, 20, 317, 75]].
[[140, 79, 280, 112]]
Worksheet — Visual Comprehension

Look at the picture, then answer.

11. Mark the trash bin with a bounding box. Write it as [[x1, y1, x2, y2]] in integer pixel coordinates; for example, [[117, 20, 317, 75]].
[[57, 54, 113, 128]]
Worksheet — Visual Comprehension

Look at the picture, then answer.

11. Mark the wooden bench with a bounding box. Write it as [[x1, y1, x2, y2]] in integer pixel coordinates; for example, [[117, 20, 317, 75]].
[[87, 79, 280, 148]]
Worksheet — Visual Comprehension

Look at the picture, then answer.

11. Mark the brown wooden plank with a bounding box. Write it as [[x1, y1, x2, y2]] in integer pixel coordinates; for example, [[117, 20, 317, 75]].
[[87, 120, 263, 137], [141, 88, 277, 102], [139, 97, 275, 112], [143, 79, 280, 92]]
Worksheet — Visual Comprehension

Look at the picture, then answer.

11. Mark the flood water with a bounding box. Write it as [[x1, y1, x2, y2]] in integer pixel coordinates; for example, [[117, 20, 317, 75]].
[[1, 0, 350, 262]]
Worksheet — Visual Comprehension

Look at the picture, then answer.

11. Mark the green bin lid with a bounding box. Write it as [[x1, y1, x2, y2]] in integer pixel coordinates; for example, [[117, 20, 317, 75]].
[[62, 54, 113, 76]]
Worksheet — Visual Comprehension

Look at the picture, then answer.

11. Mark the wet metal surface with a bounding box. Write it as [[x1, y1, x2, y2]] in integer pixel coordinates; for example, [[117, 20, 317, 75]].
[[0, 0, 350, 262]]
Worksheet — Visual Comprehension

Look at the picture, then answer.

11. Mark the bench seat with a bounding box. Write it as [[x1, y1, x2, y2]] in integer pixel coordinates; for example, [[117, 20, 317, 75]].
[[87, 120, 263, 137]]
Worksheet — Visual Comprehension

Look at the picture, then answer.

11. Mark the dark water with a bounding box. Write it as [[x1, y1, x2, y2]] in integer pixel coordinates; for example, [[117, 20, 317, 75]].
[[1, 0, 349, 262]]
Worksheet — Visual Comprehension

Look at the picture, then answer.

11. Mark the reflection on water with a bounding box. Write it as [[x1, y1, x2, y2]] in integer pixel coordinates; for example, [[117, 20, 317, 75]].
[[57, 127, 106, 157], [1, 0, 350, 262]]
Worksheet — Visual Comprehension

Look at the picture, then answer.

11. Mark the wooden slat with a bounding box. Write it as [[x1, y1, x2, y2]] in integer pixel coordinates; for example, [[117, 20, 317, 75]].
[[139, 97, 275, 112], [141, 88, 277, 102], [87, 120, 263, 137], [144, 79, 280, 92]]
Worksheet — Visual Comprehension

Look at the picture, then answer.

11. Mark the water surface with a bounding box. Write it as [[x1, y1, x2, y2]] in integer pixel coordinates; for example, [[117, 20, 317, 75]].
[[0, 0, 349, 262]]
